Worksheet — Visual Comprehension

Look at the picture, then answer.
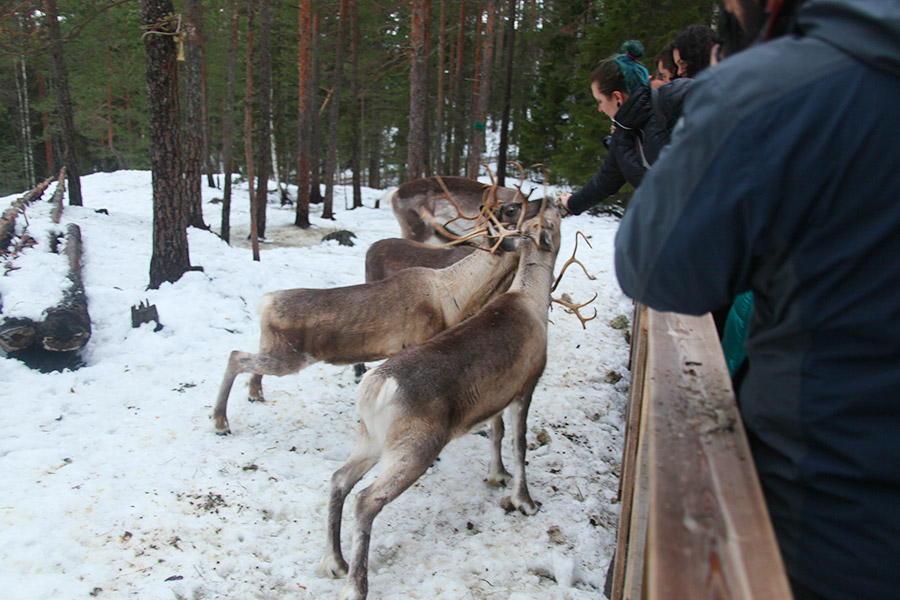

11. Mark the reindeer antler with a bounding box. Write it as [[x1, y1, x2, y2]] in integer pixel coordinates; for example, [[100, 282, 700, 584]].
[[551, 231, 596, 293], [552, 293, 599, 329]]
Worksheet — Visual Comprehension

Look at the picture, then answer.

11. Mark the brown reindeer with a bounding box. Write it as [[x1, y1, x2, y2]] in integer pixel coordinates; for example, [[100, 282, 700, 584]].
[[317, 202, 563, 600], [212, 233, 523, 435], [390, 175, 530, 244]]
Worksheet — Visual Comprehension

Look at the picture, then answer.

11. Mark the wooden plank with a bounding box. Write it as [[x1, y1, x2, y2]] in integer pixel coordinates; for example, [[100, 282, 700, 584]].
[[610, 304, 648, 600], [644, 310, 791, 600]]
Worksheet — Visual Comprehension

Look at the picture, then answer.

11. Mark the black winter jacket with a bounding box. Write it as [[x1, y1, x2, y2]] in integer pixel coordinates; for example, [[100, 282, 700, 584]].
[[567, 77, 692, 216], [615, 1, 900, 598]]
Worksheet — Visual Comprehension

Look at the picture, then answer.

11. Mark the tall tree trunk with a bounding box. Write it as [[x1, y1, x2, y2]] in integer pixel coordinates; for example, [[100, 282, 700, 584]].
[[201, 24, 215, 188], [467, 0, 496, 180], [367, 126, 381, 190], [141, 0, 191, 289], [254, 0, 272, 239], [308, 13, 323, 205], [244, 1, 260, 261], [37, 73, 54, 174], [349, 0, 362, 208], [497, 0, 517, 187], [104, 32, 127, 170], [295, 0, 312, 227], [434, 0, 446, 175], [184, 0, 206, 229], [450, 0, 466, 176], [43, 0, 82, 206], [322, 0, 348, 220], [13, 53, 35, 188], [221, 0, 240, 244], [407, 0, 428, 182]]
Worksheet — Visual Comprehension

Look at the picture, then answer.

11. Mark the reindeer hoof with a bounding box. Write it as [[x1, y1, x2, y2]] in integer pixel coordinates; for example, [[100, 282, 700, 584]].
[[213, 417, 231, 435], [485, 471, 512, 487], [338, 584, 365, 600], [248, 394, 265, 403], [316, 555, 348, 579], [503, 495, 540, 516]]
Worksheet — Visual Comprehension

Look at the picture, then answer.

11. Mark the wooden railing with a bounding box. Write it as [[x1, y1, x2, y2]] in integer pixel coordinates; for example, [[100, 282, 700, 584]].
[[608, 305, 793, 600]]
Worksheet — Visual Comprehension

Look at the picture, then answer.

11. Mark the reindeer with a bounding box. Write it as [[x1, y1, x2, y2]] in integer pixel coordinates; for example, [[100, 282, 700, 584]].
[[390, 175, 530, 244], [316, 202, 563, 600], [212, 229, 523, 435]]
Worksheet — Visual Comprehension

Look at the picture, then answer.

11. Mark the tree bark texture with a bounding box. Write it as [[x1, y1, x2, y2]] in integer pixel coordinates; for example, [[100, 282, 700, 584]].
[[244, 0, 260, 261], [349, 0, 362, 208], [43, 0, 82, 206], [322, 0, 348, 220], [141, 0, 191, 289], [184, 0, 207, 229], [308, 12, 323, 205], [295, 0, 312, 227], [406, 0, 428, 182], [254, 0, 273, 239], [221, 0, 240, 244], [467, 0, 497, 180], [497, 0, 517, 187]]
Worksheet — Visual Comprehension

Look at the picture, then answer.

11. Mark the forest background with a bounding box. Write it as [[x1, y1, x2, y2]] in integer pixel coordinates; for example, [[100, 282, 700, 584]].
[[0, 0, 719, 210]]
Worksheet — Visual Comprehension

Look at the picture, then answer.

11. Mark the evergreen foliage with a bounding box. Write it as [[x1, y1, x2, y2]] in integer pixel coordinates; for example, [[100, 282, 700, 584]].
[[0, 0, 720, 198]]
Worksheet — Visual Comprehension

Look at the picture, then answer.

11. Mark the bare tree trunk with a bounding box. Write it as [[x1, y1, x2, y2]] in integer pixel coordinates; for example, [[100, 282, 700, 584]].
[[497, 0, 517, 187], [43, 0, 82, 206], [104, 32, 127, 170], [13, 52, 35, 188], [407, 0, 428, 182], [308, 12, 323, 205], [349, 0, 362, 208], [367, 126, 381, 189], [141, 0, 192, 289], [295, 0, 312, 227], [467, 0, 496, 180], [244, 0, 260, 261], [322, 0, 348, 220], [37, 73, 54, 175], [450, 0, 466, 175], [434, 0, 446, 175], [201, 24, 215, 188], [221, 0, 240, 244], [184, 0, 207, 229], [254, 0, 272, 239]]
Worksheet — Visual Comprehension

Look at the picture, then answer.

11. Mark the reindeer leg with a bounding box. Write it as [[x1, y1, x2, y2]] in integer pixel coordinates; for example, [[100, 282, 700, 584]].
[[506, 391, 539, 515], [211, 350, 310, 435], [339, 441, 441, 600], [318, 425, 381, 580], [486, 413, 512, 487]]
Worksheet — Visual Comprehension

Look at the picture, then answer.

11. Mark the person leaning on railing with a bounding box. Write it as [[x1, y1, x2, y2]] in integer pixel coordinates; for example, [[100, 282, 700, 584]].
[[613, 1, 900, 599]]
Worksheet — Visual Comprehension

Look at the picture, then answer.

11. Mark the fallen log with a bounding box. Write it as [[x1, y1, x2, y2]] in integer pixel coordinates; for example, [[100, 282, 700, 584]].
[[0, 175, 54, 252], [49, 167, 67, 224], [38, 224, 91, 351], [0, 224, 91, 355]]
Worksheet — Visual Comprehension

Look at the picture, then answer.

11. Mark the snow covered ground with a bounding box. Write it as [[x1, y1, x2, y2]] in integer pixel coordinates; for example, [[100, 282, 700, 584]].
[[0, 170, 633, 600]]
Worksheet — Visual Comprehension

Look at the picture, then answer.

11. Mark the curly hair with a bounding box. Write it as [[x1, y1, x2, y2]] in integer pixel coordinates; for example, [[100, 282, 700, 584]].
[[673, 24, 722, 78]]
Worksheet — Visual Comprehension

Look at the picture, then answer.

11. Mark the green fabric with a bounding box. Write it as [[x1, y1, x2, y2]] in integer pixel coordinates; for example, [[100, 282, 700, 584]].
[[722, 291, 754, 378]]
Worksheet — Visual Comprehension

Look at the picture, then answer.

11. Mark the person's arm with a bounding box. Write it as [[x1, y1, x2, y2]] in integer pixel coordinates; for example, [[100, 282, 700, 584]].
[[565, 144, 627, 215]]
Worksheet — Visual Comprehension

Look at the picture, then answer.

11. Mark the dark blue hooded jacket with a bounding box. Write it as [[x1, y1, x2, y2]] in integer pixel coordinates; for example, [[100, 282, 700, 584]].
[[615, 2, 900, 598]]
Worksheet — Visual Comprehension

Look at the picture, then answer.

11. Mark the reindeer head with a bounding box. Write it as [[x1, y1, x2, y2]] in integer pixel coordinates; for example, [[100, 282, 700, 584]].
[[520, 201, 562, 255]]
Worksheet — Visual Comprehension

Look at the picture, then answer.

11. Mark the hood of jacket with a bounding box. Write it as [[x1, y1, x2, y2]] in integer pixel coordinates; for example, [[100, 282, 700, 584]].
[[797, 0, 900, 77]]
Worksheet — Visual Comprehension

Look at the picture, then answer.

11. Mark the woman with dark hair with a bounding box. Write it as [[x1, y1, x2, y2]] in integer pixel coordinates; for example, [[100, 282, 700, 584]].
[[559, 41, 692, 215], [672, 24, 723, 77]]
